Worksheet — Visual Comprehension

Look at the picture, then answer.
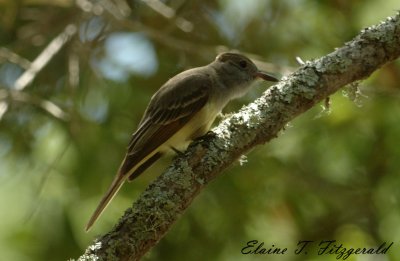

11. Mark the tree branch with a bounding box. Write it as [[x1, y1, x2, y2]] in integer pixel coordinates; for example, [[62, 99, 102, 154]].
[[77, 12, 400, 261]]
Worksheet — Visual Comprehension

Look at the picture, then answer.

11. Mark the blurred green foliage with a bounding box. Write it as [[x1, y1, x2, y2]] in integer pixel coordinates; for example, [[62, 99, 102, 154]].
[[0, 0, 399, 260]]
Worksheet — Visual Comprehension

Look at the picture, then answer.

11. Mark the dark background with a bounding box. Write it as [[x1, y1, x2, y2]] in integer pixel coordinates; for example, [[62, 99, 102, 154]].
[[0, 0, 399, 260]]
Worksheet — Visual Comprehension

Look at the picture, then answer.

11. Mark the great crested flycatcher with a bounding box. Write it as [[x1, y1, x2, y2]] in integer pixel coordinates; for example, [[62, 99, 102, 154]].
[[85, 52, 279, 231]]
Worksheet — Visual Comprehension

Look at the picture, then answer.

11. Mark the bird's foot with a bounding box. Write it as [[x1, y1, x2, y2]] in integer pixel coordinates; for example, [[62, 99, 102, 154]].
[[170, 146, 185, 156]]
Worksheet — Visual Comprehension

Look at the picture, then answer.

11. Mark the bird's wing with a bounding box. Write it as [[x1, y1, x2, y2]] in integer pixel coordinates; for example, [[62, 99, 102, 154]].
[[85, 72, 211, 231], [119, 72, 212, 177]]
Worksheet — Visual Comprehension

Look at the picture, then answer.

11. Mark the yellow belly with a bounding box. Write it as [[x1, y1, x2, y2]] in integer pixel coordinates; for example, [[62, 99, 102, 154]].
[[163, 102, 219, 152]]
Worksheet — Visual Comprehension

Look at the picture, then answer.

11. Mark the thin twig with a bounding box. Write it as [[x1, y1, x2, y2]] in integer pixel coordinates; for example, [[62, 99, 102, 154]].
[[0, 47, 31, 69], [141, 0, 193, 32], [0, 89, 68, 121], [14, 24, 77, 91], [0, 101, 8, 119], [116, 18, 213, 58], [68, 51, 80, 89], [99, 0, 131, 19], [0, 24, 76, 121]]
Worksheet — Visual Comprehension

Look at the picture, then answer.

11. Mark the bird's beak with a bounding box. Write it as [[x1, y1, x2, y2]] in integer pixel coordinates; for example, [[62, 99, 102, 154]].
[[255, 71, 279, 82]]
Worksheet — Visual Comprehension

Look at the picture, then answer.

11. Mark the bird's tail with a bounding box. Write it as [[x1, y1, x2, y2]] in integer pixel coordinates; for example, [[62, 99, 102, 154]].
[[85, 174, 126, 232]]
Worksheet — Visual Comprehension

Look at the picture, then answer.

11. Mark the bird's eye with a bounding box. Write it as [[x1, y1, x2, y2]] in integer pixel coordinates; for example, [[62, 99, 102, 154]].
[[239, 60, 247, 68]]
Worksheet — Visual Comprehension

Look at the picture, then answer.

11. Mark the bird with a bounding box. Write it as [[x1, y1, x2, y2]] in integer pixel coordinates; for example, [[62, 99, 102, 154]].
[[85, 52, 279, 231]]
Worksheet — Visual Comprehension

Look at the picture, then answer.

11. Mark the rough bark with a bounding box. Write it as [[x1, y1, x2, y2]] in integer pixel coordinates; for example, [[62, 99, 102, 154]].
[[77, 12, 400, 261]]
